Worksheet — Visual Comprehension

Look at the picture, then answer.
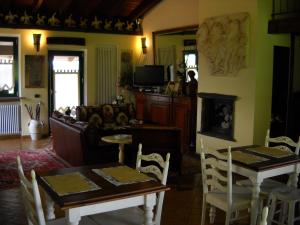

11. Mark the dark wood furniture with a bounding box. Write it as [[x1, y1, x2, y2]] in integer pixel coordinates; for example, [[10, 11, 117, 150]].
[[36, 164, 169, 224], [128, 125, 182, 174], [134, 92, 197, 153]]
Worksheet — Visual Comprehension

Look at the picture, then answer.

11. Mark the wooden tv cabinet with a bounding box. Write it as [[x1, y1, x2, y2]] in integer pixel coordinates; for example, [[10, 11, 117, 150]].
[[134, 91, 197, 153]]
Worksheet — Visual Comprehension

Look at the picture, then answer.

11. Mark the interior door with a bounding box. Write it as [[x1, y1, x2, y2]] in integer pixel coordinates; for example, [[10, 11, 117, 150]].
[[270, 46, 290, 137], [48, 51, 84, 117]]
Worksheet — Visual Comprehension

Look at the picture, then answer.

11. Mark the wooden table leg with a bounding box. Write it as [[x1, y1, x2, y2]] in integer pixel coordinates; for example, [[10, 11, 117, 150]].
[[66, 208, 81, 225], [45, 192, 55, 220], [144, 194, 156, 225], [119, 143, 125, 163], [250, 178, 262, 225]]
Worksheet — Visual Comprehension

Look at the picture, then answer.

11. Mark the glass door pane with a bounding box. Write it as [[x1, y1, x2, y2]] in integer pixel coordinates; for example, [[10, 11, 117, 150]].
[[0, 38, 18, 97], [54, 73, 79, 111], [48, 52, 83, 118]]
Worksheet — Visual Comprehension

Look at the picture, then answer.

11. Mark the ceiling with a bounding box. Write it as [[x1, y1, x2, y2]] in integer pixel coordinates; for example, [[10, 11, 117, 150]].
[[0, 0, 162, 20]]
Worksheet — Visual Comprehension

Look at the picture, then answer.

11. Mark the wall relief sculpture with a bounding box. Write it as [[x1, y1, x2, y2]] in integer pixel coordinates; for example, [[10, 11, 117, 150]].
[[197, 12, 249, 76]]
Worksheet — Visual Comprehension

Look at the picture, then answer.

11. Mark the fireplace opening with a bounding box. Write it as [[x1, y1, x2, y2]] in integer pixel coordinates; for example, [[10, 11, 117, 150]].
[[198, 93, 237, 141]]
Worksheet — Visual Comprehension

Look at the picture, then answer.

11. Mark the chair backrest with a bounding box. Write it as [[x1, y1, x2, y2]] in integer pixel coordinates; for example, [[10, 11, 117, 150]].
[[265, 129, 300, 186], [17, 156, 46, 225], [265, 129, 300, 155], [200, 139, 232, 206], [136, 143, 170, 225], [131, 126, 181, 174]]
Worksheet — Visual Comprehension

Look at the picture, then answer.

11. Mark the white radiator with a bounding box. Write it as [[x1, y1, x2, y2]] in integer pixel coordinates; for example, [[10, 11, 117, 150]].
[[0, 103, 21, 135], [96, 45, 118, 104]]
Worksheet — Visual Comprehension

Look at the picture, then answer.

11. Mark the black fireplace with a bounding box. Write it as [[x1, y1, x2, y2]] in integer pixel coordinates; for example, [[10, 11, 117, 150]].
[[198, 93, 237, 141]]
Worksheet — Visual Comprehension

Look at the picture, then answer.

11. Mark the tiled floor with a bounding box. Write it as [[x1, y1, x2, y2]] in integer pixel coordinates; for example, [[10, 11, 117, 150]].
[[0, 136, 247, 225]]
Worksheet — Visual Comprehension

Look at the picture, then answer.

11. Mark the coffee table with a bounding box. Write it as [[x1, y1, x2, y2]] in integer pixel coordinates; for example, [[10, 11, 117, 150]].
[[101, 134, 132, 163]]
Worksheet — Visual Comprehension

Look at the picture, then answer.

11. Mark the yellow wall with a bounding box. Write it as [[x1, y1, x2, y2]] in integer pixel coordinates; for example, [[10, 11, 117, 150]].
[[0, 28, 141, 136], [196, 0, 290, 151], [143, 0, 199, 63], [254, 0, 290, 143]]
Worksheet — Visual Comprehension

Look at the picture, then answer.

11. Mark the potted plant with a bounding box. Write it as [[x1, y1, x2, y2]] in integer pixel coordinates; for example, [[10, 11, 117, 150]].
[[25, 103, 44, 140]]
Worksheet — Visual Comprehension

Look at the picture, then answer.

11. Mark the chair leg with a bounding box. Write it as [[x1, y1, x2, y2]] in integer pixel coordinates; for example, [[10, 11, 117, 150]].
[[287, 201, 295, 225], [280, 202, 288, 225], [209, 206, 216, 224], [225, 209, 231, 225], [201, 198, 207, 225], [267, 194, 276, 225]]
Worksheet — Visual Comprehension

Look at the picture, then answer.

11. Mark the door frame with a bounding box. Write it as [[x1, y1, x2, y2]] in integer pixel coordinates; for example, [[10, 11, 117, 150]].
[[48, 50, 84, 118]]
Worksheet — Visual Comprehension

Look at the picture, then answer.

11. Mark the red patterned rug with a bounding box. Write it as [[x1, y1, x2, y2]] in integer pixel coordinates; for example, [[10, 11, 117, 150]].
[[0, 149, 69, 190]]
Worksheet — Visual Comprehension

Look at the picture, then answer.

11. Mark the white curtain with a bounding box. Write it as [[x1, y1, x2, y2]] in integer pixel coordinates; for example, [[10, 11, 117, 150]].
[[96, 45, 118, 104], [157, 45, 176, 79]]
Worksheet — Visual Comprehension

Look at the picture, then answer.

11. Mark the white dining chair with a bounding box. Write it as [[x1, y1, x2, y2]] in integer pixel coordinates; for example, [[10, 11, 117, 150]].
[[238, 130, 300, 189], [236, 130, 300, 219], [267, 186, 300, 225], [17, 156, 97, 225], [200, 140, 252, 225], [89, 143, 170, 225]]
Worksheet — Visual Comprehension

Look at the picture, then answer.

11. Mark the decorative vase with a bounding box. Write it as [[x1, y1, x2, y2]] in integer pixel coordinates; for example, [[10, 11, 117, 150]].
[[28, 119, 43, 140]]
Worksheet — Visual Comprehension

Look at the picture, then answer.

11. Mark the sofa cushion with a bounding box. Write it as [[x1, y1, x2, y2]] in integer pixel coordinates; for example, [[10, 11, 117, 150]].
[[102, 104, 114, 123], [88, 113, 103, 128], [76, 103, 135, 128], [116, 112, 129, 126]]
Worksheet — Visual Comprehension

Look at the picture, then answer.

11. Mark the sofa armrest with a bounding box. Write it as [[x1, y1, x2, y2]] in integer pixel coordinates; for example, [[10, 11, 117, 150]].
[[50, 117, 85, 166]]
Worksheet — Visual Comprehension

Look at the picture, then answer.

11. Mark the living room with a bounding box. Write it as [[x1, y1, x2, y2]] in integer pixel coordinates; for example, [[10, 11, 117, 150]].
[[1, 0, 300, 224]]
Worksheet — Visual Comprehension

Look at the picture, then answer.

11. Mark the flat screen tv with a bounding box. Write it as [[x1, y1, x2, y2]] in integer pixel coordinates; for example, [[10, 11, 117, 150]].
[[133, 65, 165, 88]]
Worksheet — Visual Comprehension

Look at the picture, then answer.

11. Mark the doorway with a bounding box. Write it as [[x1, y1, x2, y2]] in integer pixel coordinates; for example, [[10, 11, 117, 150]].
[[48, 51, 84, 117], [271, 38, 300, 140], [270, 46, 290, 137]]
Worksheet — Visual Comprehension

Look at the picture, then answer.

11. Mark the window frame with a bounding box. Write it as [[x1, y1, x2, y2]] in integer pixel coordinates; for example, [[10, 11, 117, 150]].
[[0, 36, 19, 98]]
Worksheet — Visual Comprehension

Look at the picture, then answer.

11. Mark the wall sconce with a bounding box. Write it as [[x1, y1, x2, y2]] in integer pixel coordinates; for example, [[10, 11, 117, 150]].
[[141, 37, 147, 54], [33, 33, 41, 52]]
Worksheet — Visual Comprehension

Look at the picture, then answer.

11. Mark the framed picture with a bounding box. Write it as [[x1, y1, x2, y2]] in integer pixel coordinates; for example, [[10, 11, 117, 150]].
[[25, 55, 45, 88]]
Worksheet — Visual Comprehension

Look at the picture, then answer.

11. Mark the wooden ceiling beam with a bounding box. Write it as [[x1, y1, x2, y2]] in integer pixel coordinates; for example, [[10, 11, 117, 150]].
[[128, 0, 162, 19], [0, 0, 162, 22], [58, 0, 73, 14], [75, 0, 103, 17], [106, 0, 126, 17], [32, 0, 44, 11]]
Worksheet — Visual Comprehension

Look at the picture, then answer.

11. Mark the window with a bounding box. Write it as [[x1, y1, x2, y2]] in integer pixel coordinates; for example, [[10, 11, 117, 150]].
[[183, 50, 198, 81], [0, 37, 19, 97]]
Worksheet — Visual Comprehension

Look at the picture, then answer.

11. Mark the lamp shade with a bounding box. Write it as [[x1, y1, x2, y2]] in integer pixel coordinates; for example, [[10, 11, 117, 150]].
[[141, 37, 147, 54], [33, 33, 41, 52]]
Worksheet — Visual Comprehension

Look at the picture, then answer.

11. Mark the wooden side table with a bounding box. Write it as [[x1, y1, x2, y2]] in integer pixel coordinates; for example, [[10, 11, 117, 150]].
[[101, 134, 132, 163]]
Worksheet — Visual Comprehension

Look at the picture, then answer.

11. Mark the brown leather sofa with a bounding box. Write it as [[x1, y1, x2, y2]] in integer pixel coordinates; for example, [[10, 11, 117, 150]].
[[50, 115, 122, 166], [50, 103, 135, 166], [50, 105, 182, 173]]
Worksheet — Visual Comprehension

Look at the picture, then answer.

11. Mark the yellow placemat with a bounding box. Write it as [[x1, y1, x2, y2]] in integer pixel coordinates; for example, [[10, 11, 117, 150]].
[[93, 166, 152, 186], [231, 151, 269, 164], [42, 172, 100, 196], [246, 146, 294, 158]]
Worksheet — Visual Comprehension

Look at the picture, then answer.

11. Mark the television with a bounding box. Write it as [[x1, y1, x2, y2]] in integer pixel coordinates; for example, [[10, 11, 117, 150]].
[[133, 65, 165, 88]]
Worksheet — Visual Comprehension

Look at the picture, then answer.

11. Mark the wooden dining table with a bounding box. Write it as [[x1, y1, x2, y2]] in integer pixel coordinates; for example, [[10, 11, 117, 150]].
[[36, 163, 169, 225], [220, 145, 300, 225]]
